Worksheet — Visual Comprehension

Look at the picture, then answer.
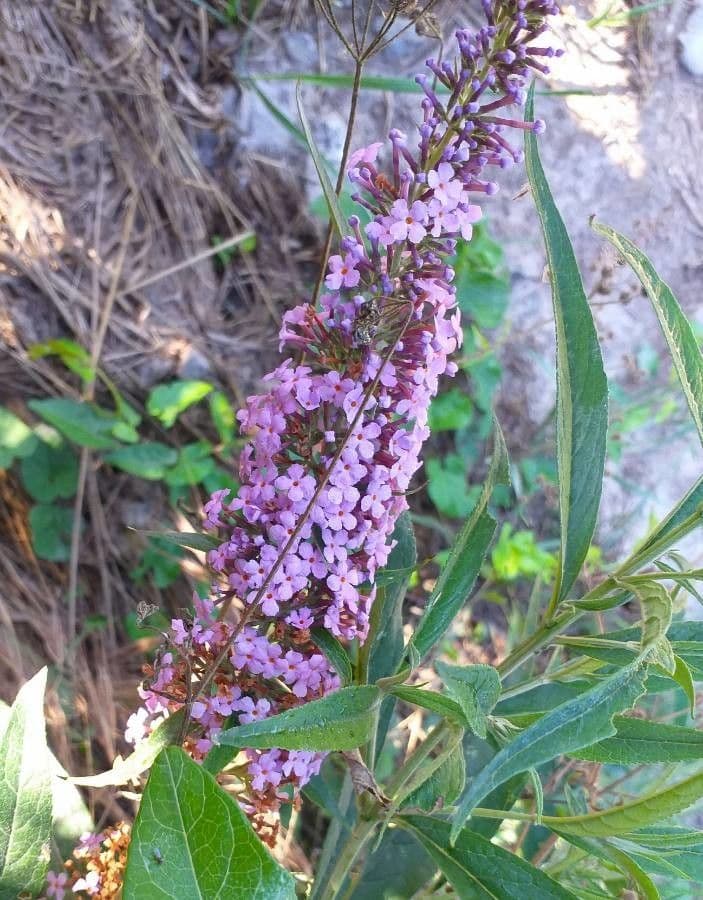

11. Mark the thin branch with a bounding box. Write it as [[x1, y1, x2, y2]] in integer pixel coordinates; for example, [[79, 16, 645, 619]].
[[311, 57, 365, 306], [66, 193, 137, 673], [118, 230, 254, 297]]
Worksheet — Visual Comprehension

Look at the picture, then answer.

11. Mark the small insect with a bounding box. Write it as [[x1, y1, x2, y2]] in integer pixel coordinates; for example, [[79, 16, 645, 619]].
[[152, 847, 164, 865], [136, 601, 159, 626], [353, 299, 380, 347]]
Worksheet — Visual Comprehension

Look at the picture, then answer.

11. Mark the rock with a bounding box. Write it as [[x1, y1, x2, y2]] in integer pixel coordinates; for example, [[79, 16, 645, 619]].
[[680, 3, 703, 76], [178, 346, 213, 380]]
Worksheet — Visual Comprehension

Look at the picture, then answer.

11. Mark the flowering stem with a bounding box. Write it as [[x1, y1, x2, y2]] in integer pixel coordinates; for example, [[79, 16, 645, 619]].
[[191, 305, 413, 708], [311, 57, 364, 307]]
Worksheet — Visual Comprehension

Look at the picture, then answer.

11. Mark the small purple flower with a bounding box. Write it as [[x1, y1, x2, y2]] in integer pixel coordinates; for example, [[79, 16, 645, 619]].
[[203, 488, 230, 529], [237, 697, 271, 725], [249, 750, 283, 791], [427, 162, 463, 207], [46, 870, 68, 900], [77, 832, 103, 854], [455, 202, 483, 240], [171, 618, 188, 645], [388, 199, 429, 244], [361, 480, 393, 519], [347, 141, 383, 175], [365, 216, 394, 245], [325, 253, 362, 290], [287, 607, 314, 629], [275, 464, 316, 503], [327, 562, 361, 604], [190, 700, 208, 721]]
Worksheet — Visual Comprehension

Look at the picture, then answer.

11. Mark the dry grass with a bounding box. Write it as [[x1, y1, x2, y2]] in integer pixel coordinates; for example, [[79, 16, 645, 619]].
[[0, 1, 323, 808]]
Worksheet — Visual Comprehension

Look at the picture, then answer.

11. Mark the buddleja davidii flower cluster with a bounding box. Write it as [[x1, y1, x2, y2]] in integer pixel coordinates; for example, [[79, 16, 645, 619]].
[[126, 0, 560, 830], [45, 824, 130, 899]]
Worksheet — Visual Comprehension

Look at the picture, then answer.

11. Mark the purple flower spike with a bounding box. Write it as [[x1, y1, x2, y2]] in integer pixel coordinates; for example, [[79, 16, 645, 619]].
[[126, 0, 561, 833]]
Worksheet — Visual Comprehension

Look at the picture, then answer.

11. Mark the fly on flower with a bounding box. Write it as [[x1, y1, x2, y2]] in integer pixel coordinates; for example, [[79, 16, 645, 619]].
[[136, 601, 159, 626], [353, 298, 380, 347]]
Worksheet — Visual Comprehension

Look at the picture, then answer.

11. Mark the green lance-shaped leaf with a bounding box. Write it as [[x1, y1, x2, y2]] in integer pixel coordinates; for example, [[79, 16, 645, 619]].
[[555, 832, 661, 900], [135, 530, 221, 552], [525, 84, 608, 605], [672, 654, 696, 715], [350, 828, 437, 900], [494, 679, 595, 721], [365, 512, 416, 684], [123, 747, 295, 900], [399, 814, 578, 899], [71, 710, 185, 788], [563, 622, 703, 689], [0, 668, 52, 899], [388, 685, 467, 726], [618, 825, 703, 850], [543, 768, 703, 837], [628, 474, 703, 572], [296, 82, 347, 238], [435, 662, 500, 739], [598, 843, 660, 900], [311, 628, 353, 685], [572, 716, 703, 764], [218, 685, 381, 751], [0, 702, 92, 862], [411, 419, 509, 660], [451, 661, 646, 843], [614, 826, 703, 884], [402, 741, 466, 812], [593, 220, 703, 445]]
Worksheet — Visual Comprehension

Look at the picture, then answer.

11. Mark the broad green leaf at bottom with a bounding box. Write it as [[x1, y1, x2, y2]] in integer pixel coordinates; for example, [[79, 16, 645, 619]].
[[0, 668, 52, 899], [123, 747, 295, 899]]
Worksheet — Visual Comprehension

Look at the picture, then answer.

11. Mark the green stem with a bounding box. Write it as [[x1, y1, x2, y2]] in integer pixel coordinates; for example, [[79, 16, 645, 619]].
[[320, 720, 453, 898], [323, 817, 378, 900], [497, 655, 598, 702], [384, 720, 450, 798], [497, 607, 582, 680], [471, 806, 536, 822], [311, 57, 364, 307], [311, 775, 354, 900]]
